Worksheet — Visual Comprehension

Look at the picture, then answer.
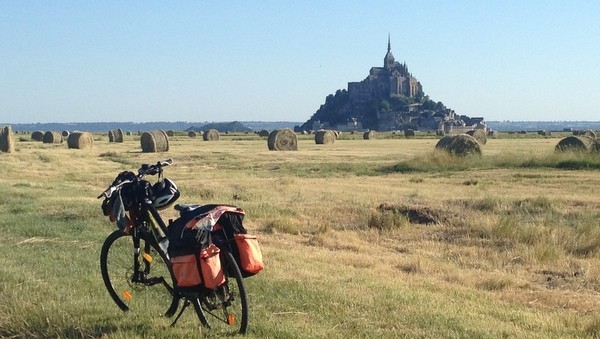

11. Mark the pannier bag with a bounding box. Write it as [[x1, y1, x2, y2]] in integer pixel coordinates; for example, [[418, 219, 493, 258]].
[[170, 245, 226, 289], [171, 254, 202, 287], [200, 244, 225, 289], [234, 234, 264, 275]]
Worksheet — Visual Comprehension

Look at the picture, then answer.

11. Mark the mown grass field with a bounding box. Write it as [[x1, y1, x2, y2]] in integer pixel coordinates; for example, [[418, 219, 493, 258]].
[[2, 131, 600, 338]]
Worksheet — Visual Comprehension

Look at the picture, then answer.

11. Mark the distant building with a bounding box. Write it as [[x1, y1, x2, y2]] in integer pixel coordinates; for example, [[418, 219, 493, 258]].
[[348, 36, 423, 103], [298, 35, 485, 133]]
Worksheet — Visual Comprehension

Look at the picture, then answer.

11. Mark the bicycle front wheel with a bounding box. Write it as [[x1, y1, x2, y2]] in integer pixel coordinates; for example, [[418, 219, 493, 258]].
[[100, 230, 179, 317], [201, 250, 249, 334]]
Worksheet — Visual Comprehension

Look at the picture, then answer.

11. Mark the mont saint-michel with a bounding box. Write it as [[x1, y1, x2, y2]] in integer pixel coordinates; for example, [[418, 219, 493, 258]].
[[298, 37, 485, 133]]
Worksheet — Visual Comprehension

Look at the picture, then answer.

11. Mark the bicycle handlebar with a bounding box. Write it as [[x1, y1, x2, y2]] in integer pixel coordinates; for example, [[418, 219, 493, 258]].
[[138, 158, 173, 176], [97, 158, 174, 199]]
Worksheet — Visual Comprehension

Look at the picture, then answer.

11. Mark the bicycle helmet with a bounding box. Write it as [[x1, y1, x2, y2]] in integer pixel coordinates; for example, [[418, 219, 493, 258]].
[[151, 178, 180, 209]]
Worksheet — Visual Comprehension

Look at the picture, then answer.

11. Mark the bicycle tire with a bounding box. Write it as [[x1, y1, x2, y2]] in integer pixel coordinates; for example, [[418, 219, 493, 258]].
[[100, 230, 179, 317], [201, 250, 249, 334]]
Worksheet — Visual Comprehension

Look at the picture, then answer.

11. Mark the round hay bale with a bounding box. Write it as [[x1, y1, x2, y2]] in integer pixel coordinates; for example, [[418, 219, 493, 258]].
[[108, 128, 124, 143], [267, 128, 298, 151], [435, 135, 455, 150], [126, 131, 132, 136], [140, 130, 169, 153], [579, 130, 597, 139], [61, 130, 70, 137], [363, 130, 378, 140], [0, 125, 15, 153], [166, 130, 175, 137], [43, 131, 63, 144], [301, 130, 307, 135], [203, 129, 220, 141], [435, 134, 481, 157], [466, 129, 487, 145], [314, 130, 336, 144], [67, 132, 93, 150], [188, 131, 197, 138], [555, 136, 596, 152], [258, 129, 270, 137], [404, 129, 415, 138], [31, 130, 44, 141]]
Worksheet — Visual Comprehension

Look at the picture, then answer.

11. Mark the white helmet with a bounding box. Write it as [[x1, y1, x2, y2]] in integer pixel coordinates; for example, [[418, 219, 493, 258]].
[[151, 178, 180, 209]]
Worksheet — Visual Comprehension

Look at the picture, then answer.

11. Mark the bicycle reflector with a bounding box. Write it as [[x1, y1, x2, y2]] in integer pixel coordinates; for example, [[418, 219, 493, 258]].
[[142, 252, 153, 263], [228, 313, 235, 325], [123, 291, 133, 301]]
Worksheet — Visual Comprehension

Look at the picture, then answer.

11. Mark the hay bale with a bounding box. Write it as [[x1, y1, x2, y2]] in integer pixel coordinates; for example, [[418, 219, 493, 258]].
[[43, 131, 63, 144], [579, 130, 597, 139], [435, 135, 455, 150], [166, 130, 175, 137], [258, 129, 270, 137], [267, 128, 298, 151], [404, 129, 415, 138], [67, 132, 93, 150], [188, 131, 197, 138], [315, 130, 336, 144], [108, 128, 124, 143], [0, 125, 15, 153], [555, 136, 596, 152], [31, 130, 44, 141], [61, 130, 70, 137], [363, 130, 378, 140], [140, 130, 169, 153], [466, 129, 487, 145], [435, 134, 481, 156], [203, 129, 220, 141]]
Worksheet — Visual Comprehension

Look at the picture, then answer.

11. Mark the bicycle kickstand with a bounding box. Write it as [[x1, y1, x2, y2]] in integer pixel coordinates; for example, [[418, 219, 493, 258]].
[[191, 297, 210, 328], [170, 300, 190, 327]]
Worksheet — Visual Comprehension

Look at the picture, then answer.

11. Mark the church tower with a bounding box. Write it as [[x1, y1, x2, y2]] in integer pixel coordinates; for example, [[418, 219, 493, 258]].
[[384, 34, 395, 70]]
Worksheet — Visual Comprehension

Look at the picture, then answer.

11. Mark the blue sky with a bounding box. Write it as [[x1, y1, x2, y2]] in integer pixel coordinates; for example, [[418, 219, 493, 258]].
[[1, 1, 599, 123]]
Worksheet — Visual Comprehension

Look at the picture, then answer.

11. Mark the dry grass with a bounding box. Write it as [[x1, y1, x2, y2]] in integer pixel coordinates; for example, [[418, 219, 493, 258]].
[[2, 133, 600, 337]]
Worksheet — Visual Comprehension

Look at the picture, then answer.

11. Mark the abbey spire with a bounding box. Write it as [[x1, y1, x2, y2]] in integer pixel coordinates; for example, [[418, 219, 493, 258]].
[[384, 34, 395, 69]]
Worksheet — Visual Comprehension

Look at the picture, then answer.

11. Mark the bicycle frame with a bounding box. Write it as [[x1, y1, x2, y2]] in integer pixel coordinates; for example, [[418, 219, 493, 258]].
[[100, 159, 249, 333]]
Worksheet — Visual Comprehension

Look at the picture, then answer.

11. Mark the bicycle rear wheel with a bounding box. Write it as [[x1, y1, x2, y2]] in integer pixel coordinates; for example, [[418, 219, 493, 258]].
[[201, 250, 249, 334], [100, 230, 179, 317]]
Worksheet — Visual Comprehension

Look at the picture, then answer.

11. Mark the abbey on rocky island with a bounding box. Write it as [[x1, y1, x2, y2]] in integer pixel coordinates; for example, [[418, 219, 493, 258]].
[[299, 36, 486, 133]]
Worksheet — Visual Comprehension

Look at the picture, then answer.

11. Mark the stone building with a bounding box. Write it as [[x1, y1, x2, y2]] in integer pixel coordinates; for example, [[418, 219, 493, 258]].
[[348, 36, 422, 103]]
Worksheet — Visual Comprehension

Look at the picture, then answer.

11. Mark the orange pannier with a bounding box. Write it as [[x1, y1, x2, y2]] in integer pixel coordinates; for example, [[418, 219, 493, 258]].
[[171, 254, 201, 287], [200, 244, 225, 289], [234, 234, 264, 274]]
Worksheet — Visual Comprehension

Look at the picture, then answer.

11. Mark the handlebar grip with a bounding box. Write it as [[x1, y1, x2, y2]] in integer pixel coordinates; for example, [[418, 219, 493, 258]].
[[159, 158, 173, 167]]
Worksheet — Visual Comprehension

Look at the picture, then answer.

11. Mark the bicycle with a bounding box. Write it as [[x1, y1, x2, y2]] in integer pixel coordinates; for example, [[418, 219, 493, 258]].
[[98, 159, 249, 334]]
